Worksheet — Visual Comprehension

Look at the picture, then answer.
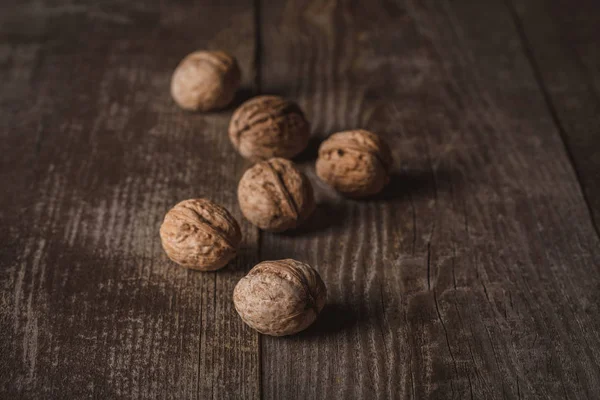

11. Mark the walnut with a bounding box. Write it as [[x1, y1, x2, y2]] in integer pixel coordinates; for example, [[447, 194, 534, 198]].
[[316, 129, 393, 197], [238, 158, 315, 232], [228, 95, 310, 161], [233, 259, 327, 336], [159, 198, 241, 271], [171, 50, 241, 111]]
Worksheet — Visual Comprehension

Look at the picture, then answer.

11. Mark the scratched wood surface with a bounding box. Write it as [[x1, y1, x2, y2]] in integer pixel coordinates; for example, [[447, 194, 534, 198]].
[[1, 0, 600, 399], [0, 1, 260, 398], [509, 0, 600, 230], [258, 0, 600, 398]]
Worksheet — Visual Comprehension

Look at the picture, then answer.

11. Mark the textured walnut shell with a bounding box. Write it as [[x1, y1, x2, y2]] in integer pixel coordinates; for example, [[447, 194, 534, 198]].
[[238, 158, 315, 232], [233, 259, 327, 336], [229, 95, 310, 161], [316, 129, 393, 197], [171, 50, 241, 111], [159, 199, 241, 271]]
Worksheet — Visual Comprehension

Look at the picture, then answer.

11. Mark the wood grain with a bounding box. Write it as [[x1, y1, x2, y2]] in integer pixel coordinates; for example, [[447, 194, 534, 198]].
[[509, 0, 600, 231], [0, 1, 260, 398], [2, 0, 600, 399], [258, 0, 600, 398]]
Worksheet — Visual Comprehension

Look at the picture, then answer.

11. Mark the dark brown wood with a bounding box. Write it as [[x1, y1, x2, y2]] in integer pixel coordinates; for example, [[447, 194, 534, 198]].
[[0, 1, 260, 398], [258, 0, 600, 398], [509, 0, 600, 231], [2, 0, 600, 399]]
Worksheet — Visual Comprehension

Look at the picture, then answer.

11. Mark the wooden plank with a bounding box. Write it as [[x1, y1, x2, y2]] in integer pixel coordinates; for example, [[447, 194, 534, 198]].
[[0, 1, 260, 398], [258, 0, 600, 398], [509, 0, 600, 231]]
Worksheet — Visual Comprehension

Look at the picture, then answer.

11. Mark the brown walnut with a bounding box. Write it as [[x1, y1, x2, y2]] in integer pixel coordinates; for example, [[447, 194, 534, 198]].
[[159, 198, 241, 271], [238, 158, 315, 232], [228, 95, 310, 161], [316, 129, 393, 197], [171, 50, 241, 111], [233, 259, 327, 336]]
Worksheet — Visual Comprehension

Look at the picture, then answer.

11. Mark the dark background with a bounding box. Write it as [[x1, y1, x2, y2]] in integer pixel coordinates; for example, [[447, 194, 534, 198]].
[[1, 0, 599, 398]]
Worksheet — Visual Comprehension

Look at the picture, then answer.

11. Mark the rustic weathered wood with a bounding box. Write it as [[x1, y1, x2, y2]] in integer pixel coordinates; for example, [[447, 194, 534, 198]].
[[258, 0, 600, 398], [0, 1, 260, 398], [509, 0, 600, 231], [2, 0, 600, 399]]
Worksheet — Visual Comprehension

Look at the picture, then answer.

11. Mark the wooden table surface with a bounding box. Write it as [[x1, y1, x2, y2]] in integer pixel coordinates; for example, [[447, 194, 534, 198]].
[[1, 0, 600, 398]]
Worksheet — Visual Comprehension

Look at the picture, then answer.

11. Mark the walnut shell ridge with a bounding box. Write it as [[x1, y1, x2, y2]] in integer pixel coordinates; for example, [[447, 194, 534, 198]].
[[238, 158, 315, 232], [171, 50, 241, 111], [229, 95, 310, 161], [316, 129, 393, 197], [233, 259, 327, 336], [159, 198, 241, 271]]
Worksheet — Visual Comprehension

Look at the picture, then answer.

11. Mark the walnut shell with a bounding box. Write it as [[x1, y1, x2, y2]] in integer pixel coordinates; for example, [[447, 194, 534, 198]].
[[238, 158, 315, 232], [159, 198, 241, 271], [316, 129, 393, 197], [228, 95, 310, 161], [171, 50, 241, 111], [233, 259, 327, 336]]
